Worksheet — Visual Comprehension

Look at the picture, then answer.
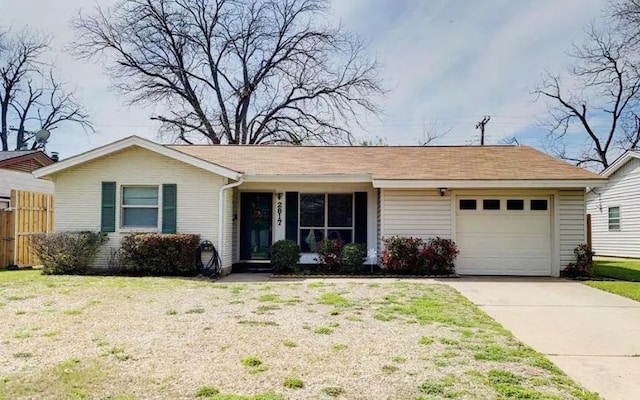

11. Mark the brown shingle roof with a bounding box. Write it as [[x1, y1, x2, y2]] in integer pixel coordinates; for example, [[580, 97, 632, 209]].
[[167, 144, 602, 181]]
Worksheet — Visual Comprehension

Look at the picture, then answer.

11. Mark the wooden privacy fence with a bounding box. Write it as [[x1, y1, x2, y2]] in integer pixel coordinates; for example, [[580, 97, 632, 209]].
[[0, 190, 54, 267]]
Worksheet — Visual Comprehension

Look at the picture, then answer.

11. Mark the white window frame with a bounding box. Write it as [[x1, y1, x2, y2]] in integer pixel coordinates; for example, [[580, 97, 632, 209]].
[[298, 192, 355, 252], [120, 185, 160, 229], [608, 206, 621, 231]]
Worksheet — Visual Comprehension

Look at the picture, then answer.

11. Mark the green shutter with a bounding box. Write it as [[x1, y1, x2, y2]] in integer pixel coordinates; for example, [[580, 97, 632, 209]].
[[354, 192, 368, 246], [101, 181, 116, 232], [162, 184, 177, 233], [285, 192, 298, 242]]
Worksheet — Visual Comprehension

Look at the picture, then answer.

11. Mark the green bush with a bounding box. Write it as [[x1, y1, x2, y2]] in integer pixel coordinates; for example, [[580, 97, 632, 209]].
[[118, 233, 200, 276], [339, 243, 366, 273], [270, 240, 300, 273], [31, 231, 108, 275]]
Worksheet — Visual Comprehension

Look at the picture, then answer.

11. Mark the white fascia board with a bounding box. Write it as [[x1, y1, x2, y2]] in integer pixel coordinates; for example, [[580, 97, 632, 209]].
[[242, 174, 373, 183], [601, 151, 640, 178], [33, 135, 242, 180], [372, 179, 607, 189]]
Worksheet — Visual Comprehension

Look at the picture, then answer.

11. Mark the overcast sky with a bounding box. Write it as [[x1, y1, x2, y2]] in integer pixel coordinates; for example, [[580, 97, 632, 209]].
[[0, 0, 606, 158]]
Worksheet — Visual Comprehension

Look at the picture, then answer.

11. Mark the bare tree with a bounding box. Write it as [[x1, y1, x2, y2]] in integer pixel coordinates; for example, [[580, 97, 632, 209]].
[[0, 29, 92, 151], [535, 21, 640, 171], [72, 0, 385, 145], [417, 120, 450, 146]]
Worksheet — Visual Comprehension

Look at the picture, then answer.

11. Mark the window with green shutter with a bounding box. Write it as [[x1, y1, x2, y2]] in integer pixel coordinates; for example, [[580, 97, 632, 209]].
[[101, 181, 116, 232], [162, 184, 177, 233]]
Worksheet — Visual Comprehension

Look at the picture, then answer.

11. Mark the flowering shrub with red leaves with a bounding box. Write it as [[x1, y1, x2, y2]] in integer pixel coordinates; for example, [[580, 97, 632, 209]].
[[380, 237, 427, 274], [316, 239, 344, 273], [423, 237, 459, 275], [381, 236, 458, 275], [561, 244, 594, 278]]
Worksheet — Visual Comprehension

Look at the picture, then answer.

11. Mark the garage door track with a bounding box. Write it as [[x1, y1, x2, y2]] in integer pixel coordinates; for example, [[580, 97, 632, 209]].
[[446, 278, 640, 400]]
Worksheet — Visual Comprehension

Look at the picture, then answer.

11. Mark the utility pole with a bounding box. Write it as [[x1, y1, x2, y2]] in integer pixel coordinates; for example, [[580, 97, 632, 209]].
[[475, 116, 490, 145]]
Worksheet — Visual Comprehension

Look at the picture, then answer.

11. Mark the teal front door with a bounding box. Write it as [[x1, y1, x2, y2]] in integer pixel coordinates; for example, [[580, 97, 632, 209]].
[[240, 193, 272, 261]]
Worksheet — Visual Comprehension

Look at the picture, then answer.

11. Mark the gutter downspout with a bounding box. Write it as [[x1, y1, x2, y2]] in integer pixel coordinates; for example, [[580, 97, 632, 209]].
[[218, 177, 244, 270]]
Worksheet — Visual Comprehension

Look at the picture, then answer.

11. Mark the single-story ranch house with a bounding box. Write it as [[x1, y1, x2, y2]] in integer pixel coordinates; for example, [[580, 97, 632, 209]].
[[586, 150, 640, 258], [33, 135, 605, 276]]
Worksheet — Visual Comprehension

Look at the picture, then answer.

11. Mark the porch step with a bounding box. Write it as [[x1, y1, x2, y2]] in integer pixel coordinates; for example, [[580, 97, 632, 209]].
[[232, 263, 273, 273]]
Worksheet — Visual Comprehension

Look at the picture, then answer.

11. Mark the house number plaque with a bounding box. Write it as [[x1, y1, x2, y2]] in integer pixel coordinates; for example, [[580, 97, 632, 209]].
[[276, 193, 283, 226]]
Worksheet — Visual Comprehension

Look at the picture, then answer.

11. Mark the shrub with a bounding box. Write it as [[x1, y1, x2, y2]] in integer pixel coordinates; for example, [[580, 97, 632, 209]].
[[118, 233, 200, 276], [423, 237, 459, 275], [339, 243, 366, 273], [270, 240, 301, 273], [31, 231, 108, 275], [283, 377, 304, 389], [380, 236, 426, 274], [561, 244, 594, 278], [316, 239, 344, 273]]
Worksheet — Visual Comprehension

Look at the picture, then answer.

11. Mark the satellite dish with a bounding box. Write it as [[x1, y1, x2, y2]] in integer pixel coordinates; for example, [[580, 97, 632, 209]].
[[35, 129, 51, 143]]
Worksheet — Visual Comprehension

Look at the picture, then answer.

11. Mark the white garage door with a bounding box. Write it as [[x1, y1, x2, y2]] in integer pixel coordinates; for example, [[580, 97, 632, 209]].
[[455, 197, 551, 276]]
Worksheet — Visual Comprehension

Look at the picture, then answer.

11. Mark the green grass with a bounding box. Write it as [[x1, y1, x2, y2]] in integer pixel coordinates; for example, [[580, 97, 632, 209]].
[[587, 258, 640, 302], [240, 356, 262, 367], [0, 271, 598, 399], [283, 377, 304, 389], [592, 258, 640, 281], [321, 386, 345, 397], [585, 281, 640, 302]]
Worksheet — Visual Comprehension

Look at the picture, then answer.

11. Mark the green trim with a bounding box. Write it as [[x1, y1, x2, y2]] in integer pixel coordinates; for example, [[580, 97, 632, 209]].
[[101, 181, 116, 232], [162, 184, 177, 233]]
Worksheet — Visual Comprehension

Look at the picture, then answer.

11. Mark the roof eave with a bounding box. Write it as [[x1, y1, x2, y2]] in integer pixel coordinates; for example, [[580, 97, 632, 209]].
[[600, 151, 640, 178], [33, 136, 242, 180], [242, 174, 372, 183], [372, 179, 607, 189]]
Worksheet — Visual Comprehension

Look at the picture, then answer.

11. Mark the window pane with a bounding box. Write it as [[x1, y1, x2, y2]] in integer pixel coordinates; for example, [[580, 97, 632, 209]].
[[530, 200, 548, 211], [507, 199, 524, 210], [609, 207, 620, 230], [483, 199, 500, 210], [328, 194, 353, 227], [459, 199, 476, 210], [327, 229, 352, 243], [300, 228, 324, 252], [608, 207, 620, 218], [123, 208, 158, 227], [123, 187, 158, 206], [300, 194, 325, 227]]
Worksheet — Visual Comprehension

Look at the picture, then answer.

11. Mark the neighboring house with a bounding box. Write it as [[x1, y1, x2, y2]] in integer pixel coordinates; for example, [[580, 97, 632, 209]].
[[586, 150, 640, 258], [0, 151, 55, 208], [33, 136, 605, 276]]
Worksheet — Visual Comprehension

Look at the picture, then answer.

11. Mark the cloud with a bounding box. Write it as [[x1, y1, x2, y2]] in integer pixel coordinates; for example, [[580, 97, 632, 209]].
[[0, 0, 605, 157]]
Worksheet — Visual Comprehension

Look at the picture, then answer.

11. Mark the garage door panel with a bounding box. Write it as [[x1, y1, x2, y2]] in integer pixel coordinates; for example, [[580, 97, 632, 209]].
[[456, 196, 551, 276]]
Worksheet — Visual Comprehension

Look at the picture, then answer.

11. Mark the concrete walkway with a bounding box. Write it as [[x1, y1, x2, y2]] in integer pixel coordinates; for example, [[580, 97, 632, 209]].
[[445, 278, 640, 400]]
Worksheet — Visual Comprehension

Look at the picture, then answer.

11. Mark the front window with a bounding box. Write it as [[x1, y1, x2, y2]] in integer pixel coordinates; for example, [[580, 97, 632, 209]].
[[121, 186, 159, 228], [608, 206, 621, 231], [299, 193, 353, 252]]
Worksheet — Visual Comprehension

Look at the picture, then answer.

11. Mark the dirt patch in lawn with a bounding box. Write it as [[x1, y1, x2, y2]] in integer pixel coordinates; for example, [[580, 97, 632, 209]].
[[0, 271, 599, 399]]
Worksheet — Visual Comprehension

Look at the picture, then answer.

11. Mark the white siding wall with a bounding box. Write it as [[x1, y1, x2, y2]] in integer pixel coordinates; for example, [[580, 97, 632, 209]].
[[52, 146, 227, 269], [381, 189, 452, 239], [586, 158, 640, 258], [559, 190, 587, 266], [222, 187, 234, 271], [0, 169, 54, 198]]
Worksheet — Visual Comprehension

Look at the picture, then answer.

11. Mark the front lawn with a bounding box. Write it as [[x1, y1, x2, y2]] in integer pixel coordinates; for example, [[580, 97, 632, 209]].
[[584, 281, 640, 302], [586, 258, 640, 302], [592, 258, 640, 281], [0, 270, 598, 399]]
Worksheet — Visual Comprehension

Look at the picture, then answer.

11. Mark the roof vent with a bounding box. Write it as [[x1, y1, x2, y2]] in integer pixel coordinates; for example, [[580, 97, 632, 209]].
[[50, 152, 59, 162]]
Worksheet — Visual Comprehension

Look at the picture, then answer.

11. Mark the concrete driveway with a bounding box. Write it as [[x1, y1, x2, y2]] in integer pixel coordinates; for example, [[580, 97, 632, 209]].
[[445, 278, 640, 400]]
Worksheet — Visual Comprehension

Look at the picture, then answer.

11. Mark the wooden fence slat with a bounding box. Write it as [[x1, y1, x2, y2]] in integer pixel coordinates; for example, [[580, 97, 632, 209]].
[[2, 189, 55, 267]]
